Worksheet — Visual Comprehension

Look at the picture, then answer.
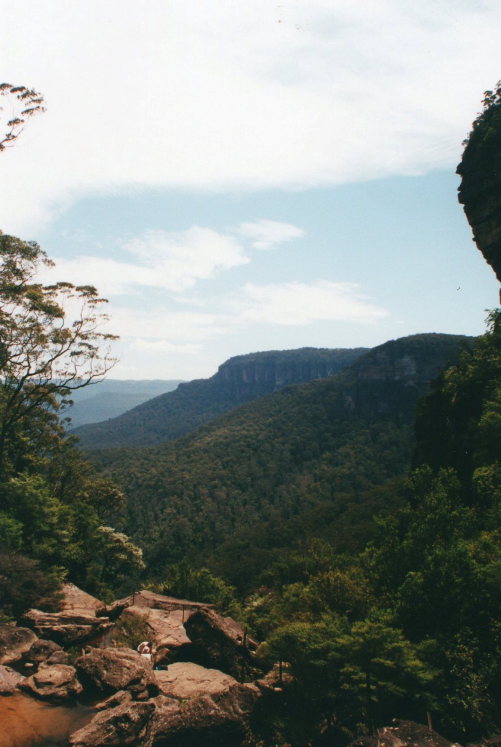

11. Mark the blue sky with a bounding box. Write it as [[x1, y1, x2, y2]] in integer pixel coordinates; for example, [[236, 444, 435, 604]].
[[1, 1, 500, 378]]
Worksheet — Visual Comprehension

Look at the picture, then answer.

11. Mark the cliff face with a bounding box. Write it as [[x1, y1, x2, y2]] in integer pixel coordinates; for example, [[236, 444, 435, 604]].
[[214, 347, 367, 402], [457, 92, 501, 284]]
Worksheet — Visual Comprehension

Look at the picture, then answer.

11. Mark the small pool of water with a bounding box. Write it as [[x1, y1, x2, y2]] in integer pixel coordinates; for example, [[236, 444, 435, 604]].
[[0, 693, 94, 747]]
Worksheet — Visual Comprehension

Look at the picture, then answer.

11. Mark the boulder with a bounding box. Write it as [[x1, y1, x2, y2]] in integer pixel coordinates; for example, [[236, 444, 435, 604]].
[[0, 664, 23, 694], [152, 682, 261, 747], [60, 583, 104, 616], [184, 607, 253, 678], [76, 647, 158, 700], [20, 663, 83, 701], [69, 698, 156, 747], [0, 624, 38, 665], [25, 638, 68, 668], [155, 662, 238, 699]]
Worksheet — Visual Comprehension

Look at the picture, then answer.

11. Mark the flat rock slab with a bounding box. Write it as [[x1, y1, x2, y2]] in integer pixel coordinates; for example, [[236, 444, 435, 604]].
[[21, 663, 83, 701], [0, 664, 24, 694], [155, 662, 238, 699], [0, 624, 38, 665]]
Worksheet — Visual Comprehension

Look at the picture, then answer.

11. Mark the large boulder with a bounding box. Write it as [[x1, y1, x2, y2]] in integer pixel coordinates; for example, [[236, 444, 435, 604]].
[[0, 624, 38, 665], [155, 662, 238, 699], [76, 647, 158, 700], [20, 662, 83, 701], [152, 682, 261, 747], [69, 697, 157, 747], [184, 607, 254, 679], [0, 664, 23, 694]]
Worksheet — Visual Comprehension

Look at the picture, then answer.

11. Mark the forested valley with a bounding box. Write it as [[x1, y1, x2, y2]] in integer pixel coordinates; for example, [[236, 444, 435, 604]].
[[1, 82, 501, 746]]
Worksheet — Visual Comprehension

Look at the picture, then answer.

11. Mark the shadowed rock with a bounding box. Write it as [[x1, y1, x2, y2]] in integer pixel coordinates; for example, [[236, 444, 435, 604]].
[[457, 98, 501, 286], [69, 697, 156, 747], [184, 607, 254, 679], [0, 624, 38, 666]]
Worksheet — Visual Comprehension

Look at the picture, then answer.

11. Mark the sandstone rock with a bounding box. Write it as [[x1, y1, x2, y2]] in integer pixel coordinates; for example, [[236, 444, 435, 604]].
[[60, 583, 105, 616], [69, 698, 156, 747], [20, 663, 83, 701], [184, 607, 253, 678], [22, 608, 113, 646], [155, 662, 238, 699], [0, 664, 23, 694], [25, 638, 68, 668], [152, 682, 261, 747], [0, 624, 38, 665], [76, 647, 158, 700]]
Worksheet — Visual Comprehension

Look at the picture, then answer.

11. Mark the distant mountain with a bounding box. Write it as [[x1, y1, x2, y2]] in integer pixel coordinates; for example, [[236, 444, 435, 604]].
[[94, 333, 473, 589], [73, 347, 368, 448], [65, 379, 183, 428]]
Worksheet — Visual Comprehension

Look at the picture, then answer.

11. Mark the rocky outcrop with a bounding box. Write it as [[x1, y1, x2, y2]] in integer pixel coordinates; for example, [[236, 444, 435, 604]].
[[155, 662, 238, 699], [0, 664, 23, 694], [0, 624, 38, 665], [76, 647, 158, 700], [185, 607, 254, 679], [20, 662, 83, 701], [21, 583, 113, 646], [457, 98, 501, 285]]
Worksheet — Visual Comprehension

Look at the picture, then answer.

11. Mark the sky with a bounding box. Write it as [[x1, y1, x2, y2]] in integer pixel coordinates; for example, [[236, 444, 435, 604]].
[[1, 0, 500, 380]]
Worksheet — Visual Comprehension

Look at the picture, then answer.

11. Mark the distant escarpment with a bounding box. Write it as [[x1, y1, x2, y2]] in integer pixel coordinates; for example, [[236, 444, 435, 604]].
[[73, 347, 367, 449], [457, 84, 501, 284], [94, 333, 473, 586]]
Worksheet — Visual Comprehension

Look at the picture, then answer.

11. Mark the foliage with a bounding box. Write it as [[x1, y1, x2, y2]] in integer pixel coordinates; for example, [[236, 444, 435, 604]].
[[0, 232, 117, 475], [0, 83, 45, 151]]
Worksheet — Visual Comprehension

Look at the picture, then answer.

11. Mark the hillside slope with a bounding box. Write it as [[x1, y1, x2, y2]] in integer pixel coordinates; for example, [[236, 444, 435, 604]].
[[74, 347, 367, 448], [95, 333, 472, 587]]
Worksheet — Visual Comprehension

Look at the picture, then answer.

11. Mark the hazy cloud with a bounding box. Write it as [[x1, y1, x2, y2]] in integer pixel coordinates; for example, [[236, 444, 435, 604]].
[[237, 220, 305, 250], [236, 280, 389, 325]]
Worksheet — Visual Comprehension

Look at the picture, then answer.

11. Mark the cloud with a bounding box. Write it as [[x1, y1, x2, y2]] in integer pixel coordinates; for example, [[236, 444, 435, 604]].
[[41, 226, 248, 295], [1, 0, 500, 233], [237, 220, 305, 250], [235, 280, 389, 325]]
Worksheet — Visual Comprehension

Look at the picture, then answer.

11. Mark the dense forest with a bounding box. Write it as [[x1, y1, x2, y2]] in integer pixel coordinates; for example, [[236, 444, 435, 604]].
[[0, 81, 500, 746]]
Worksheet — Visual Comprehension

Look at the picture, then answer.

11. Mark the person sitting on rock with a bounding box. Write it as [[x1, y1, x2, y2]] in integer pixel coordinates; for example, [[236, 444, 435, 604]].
[[137, 641, 152, 660]]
